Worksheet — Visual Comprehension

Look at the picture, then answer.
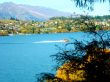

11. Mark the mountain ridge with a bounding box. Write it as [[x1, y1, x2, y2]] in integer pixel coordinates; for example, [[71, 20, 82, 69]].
[[0, 2, 72, 21]]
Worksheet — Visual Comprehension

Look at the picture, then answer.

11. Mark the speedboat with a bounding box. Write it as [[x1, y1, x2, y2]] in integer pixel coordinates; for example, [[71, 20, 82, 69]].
[[63, 39, 69, 42]]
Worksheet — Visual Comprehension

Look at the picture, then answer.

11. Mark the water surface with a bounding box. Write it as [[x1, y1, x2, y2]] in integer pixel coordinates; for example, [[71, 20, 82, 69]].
[[0, 32, 86, 82]]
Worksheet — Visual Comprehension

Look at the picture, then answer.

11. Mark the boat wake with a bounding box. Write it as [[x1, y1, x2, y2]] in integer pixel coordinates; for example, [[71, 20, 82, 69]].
[[32, 39, 69, 43], [0, 39, 69, 44]]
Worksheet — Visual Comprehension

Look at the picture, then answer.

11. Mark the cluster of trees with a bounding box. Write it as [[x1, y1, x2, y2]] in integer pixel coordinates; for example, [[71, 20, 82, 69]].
[[36, 16, 110, 82], [0, 15, 110, 36], [36, 0, 110, 82]]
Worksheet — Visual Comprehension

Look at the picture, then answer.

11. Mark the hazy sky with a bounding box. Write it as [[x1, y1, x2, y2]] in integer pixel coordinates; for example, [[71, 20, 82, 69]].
[[0, 0, 110, 16]]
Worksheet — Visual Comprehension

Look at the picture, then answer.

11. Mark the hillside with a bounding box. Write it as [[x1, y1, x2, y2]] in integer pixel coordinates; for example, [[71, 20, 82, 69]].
[[0, 2, 72, 21], [0, 16, 110, 36]]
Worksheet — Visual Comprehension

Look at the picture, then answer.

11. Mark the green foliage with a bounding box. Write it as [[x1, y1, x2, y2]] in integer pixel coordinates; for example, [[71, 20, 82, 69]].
[[36, 31, 110, 82], [0, 15, 110, 36], [36, 16, 110, 82], [72, 0, 109, 10]]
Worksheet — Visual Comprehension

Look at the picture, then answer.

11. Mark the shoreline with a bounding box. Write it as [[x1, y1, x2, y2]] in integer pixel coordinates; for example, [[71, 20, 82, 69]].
[[0, 31, 80, 36]]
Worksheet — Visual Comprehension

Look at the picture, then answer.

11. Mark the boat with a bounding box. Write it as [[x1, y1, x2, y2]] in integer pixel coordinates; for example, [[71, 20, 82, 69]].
[[33, 39, 69, 43], [63, 39, 69, 42]]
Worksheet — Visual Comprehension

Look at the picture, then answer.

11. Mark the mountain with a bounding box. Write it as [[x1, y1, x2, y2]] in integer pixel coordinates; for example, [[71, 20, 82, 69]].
[[0, 2, 72, 21]]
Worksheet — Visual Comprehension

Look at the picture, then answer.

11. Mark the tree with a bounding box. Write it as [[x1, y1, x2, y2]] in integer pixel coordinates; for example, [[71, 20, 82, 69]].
[[36, 0, 110, 82], [72, 0, 109, 10], [64, 22, 72, 32], [36, 16, 110, 82]]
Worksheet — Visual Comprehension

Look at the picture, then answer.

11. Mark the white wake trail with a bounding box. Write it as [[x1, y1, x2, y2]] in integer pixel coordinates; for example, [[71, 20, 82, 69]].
[[32, 40, 67, 43]]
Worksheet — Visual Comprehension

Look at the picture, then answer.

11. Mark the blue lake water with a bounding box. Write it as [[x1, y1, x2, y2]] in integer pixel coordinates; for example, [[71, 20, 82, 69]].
[[0, 32, 87, 82]]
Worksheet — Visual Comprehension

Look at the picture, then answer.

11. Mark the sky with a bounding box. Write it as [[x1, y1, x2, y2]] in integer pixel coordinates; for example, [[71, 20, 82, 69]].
[[0, 0, 110, 16]]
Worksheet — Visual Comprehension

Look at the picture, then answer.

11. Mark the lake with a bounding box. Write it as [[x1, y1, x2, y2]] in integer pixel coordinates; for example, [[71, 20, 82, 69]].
[[0, 32, 87, 82]]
